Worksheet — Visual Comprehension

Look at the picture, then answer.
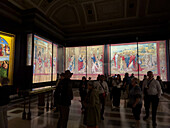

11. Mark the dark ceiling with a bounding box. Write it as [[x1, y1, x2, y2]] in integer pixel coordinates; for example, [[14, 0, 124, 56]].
[[1, 0, 170, 45]]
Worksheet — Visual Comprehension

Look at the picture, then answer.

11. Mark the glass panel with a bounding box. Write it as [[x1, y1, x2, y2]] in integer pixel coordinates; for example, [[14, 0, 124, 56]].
[[110, 43, 137, 79], [57, 45, 64, 78], [33, 35, 52, 83], [87, 45, 104, 80], [65, 46, 86, 80], [53, 43, 57, 81], [26, 34, 32, 66], [138, 41, 167, 81], [0, 32, 15, 85]]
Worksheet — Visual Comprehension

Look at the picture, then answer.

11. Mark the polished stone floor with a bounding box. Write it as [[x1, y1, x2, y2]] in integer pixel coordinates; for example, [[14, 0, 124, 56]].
[[7, 90, 170, 128]]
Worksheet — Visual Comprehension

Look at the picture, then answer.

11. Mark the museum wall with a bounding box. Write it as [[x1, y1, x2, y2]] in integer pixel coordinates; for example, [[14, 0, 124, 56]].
[[0, 1, 169, 92]]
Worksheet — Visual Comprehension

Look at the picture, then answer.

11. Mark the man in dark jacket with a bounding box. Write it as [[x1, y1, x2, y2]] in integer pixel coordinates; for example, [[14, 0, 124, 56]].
[[79, 76, 87, 112], [57, 70, 73, 128]]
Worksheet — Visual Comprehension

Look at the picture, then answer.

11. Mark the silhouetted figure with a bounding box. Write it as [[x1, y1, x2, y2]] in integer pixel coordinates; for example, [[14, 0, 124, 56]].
[[129, 73, 135, 91], [122, 73, 131, 98], [156, 76, 165, 94], [57, 70, 73, 128], [111, 74, 122, 109], [83, 81, 100, 128], [94, 75, 109, 120], [0, 78, 10, 128], [141, 75, 147, 91], [129, 78, 142, 128], [97, 74, 101, 81], [79, 76, 87, 112], [54, 73, 65, 112]]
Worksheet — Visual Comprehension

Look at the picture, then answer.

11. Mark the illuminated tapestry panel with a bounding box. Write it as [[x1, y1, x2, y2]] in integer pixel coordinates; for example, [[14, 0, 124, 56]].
[[33, 35, 52, 83], [110, 41, 167, 80], [53, 44, 57, 81], [0, 32, 15, 85], [110, 43, 137, 76], [87, 45, 104, 80], [65, 47, 86, 80]]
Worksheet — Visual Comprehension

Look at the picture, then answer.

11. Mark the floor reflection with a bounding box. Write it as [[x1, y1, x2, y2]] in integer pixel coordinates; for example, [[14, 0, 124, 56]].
[[8, 90, 170, 128]]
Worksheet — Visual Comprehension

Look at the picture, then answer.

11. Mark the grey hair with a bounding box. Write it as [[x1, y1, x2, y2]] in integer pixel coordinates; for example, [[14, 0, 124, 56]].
[[131, 77, 140, 85]]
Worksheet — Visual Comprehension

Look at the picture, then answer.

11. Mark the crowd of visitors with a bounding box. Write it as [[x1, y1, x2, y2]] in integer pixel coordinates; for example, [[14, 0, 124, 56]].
[[53, 70, 164, 128], [0, 67, 166, 128]]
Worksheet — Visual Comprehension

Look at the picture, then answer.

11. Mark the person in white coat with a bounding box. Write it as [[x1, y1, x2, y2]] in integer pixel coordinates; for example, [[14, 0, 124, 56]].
[[94, 75, 109, 120]]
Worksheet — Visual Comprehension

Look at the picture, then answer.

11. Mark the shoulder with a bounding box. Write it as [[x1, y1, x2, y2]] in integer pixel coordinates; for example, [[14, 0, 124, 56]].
[[153, 79, 160, 84], [94, 81, 99, 85], [155, 79, 161, 86], [103, 81, 107, 85]]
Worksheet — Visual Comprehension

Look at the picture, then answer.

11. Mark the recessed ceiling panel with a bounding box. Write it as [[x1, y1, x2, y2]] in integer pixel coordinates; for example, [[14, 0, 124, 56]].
[[95, 0, 125, 21], [147, 0, 169, 14], [51, 5, 79, 26], [83, 3, 96, 23], [126, 0, 138, 17]]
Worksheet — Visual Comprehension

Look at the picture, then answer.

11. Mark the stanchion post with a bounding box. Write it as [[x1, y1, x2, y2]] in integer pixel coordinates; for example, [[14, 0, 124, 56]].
[[22, 94, 26, 120], [27, 95, 31, 120]]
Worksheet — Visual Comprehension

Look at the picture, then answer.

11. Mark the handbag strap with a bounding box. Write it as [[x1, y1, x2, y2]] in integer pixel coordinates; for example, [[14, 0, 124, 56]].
[[99, 82, 106, 93], [147, 79, 154, 88]]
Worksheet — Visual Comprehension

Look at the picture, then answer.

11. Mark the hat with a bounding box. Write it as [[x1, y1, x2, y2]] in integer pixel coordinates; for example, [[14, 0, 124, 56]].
[[64, 70, 73, 78]]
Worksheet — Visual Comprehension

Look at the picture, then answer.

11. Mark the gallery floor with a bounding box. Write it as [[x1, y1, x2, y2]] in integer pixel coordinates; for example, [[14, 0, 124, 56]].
[[7, 90, 170, 128]]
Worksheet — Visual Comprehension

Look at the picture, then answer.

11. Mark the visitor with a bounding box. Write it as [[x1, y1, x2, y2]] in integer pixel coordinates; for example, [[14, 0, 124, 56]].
[[94, 75, 109, 120], [111, 74, 122, 110], [143, 71, 161, 127], [129, 78, 142, 128], [57, 70, 73, 128], [156, 76, 165, 94], [83, 81, 100, 128], [53, 73, 65, 112], [79, 76, 87, 112], [0, 78, 10, 128], [122, 73, 131, 99]]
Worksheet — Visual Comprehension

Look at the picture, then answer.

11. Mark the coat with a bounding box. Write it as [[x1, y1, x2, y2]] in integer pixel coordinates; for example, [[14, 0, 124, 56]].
[[60, 78, 73, 106], [84, 89, 100, 127]]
